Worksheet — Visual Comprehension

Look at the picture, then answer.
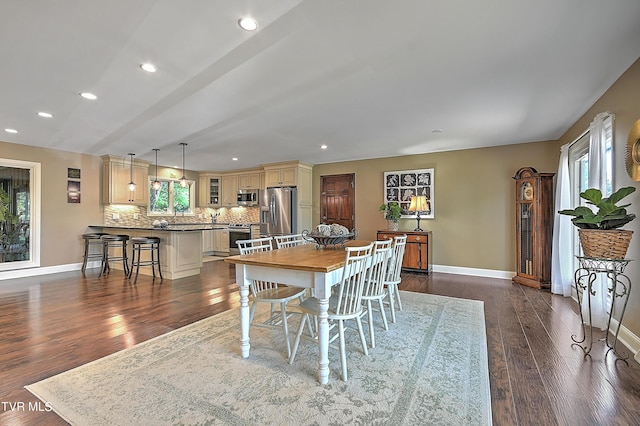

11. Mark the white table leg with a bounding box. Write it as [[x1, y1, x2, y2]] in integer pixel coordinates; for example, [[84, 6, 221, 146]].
[[317, 296, 330, 385], [237, 265, 251, 358], [314, 271, 332, 384]]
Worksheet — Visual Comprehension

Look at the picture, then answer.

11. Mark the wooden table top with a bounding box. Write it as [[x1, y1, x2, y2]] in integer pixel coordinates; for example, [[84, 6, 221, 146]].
[[224, 240, 373, 273]]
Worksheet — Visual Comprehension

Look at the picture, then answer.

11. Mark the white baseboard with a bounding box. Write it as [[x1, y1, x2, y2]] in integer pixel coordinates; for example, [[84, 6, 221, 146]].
[[433, 264, 514, 280], [0, 261, 93, 281], [607, 317, 640, 365]]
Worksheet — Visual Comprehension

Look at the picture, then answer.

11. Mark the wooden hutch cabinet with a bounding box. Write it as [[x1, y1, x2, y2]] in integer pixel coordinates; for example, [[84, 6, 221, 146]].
[[512, 167, 555, 289], [377, 230, 432, 274]]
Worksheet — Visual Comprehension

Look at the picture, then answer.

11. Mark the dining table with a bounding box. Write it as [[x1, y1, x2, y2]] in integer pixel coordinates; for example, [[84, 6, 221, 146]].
[[224, 239, 373, 384]]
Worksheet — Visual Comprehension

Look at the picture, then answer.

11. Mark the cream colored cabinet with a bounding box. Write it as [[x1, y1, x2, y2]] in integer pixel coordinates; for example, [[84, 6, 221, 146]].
[[251, 224, 261, 239], [220, 175, 238, 207], [237, 172, 261, 190], [214, 227, 229, 254], [264, 167, 297, 187], [297, 165, 313, 205], [101, 155, 149, 205], [202, 230, 215, 253], [198, 174, 221, 207]]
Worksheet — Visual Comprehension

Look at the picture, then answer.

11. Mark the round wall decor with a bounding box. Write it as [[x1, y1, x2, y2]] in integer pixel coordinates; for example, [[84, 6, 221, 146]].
[[626, 119, 640, 181]]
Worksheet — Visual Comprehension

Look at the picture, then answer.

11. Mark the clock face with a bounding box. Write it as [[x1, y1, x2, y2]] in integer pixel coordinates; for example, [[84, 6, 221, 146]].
[[521, 182, 534, 201]]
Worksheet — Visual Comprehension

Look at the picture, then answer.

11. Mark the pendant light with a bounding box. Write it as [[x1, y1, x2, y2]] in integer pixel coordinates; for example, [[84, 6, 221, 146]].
[[151, 148, 161, 191], [127, 153, 136, 191], [179, 142, 188, 188]]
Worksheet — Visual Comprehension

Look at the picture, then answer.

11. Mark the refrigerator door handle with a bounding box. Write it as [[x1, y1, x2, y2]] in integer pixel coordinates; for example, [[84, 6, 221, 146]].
[[270, 194, 277, 226]]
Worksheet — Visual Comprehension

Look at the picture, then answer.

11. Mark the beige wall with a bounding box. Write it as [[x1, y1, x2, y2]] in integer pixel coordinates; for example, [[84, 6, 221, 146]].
[[556, 57, 640, 337], [1, 141, 104, 267], [313, 140, 559, 272]]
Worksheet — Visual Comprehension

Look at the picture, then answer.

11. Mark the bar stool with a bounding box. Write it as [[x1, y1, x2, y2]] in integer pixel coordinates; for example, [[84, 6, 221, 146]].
[[100, 234, 130, 277], [128, 236, 163, 284], [81, 232, 109, 276]]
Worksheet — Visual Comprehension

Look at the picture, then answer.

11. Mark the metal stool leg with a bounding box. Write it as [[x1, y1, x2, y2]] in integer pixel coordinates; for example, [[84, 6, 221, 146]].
[[155, 242, 163, 281], [81, 240, 90, 275], [121, 240, 129, 276]]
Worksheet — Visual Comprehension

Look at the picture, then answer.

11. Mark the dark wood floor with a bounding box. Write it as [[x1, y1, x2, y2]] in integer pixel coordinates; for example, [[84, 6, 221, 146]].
[[1, 261, 639, 425]]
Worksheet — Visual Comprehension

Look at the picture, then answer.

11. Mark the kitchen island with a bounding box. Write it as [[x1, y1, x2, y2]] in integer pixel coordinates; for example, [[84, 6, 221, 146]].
[[90, 224, 227, 279]]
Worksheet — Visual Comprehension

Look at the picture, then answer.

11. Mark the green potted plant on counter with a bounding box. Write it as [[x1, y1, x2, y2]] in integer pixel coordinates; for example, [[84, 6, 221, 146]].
[[558, 186, 636, 259], [379, 202, 403, 231]]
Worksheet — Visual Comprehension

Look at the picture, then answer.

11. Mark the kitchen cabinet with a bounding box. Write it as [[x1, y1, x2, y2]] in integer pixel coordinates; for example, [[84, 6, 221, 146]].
[[237, 172, 261, 190], [202, 230, 215, 253], [512, 167, 554, 289], [264, 164, 297, 187], [265, 167, 296, 187], [101, 155, 149, 205], [251, 224, 261, 239], [214, 227, 229, 254], [377, 230, 432, 274], [198, 174, 221, 207], [220, 175, 238, 207]]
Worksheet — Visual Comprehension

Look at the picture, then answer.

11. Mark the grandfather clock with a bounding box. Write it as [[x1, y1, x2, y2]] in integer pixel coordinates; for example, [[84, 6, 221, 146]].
[[513, 167, 555, 289]]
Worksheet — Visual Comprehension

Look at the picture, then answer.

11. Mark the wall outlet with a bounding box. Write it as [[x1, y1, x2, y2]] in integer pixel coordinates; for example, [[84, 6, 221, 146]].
[[112, 213, 119, 220], [133, 213, 139, 220]]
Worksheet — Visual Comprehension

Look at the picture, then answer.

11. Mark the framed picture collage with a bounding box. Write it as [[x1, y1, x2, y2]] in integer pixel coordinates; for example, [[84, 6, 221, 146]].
[[383, 168, 434, 219]]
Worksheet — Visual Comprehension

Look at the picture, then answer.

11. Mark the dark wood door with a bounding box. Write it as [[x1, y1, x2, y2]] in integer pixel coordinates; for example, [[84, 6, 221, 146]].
[[320, 174, 355, 231]]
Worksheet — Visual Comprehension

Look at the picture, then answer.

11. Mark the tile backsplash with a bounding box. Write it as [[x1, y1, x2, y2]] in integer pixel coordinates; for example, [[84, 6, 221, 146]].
[[104, 205, 260, 227]]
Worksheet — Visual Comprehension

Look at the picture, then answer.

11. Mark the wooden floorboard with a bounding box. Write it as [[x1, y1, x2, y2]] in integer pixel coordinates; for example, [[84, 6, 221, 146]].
[[1, 262, 639, 425]]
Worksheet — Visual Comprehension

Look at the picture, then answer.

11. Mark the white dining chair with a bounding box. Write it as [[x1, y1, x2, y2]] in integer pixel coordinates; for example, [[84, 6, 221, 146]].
[[360, 239, 392, 348], [289, 242, 374, 382], [384, 234, 407, 323], [273, 233, 307, 249], [237, 237, 307, 358]]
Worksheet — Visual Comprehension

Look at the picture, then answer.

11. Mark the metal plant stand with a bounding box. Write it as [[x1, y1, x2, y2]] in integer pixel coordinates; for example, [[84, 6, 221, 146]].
[[572, 256, 633, 361]]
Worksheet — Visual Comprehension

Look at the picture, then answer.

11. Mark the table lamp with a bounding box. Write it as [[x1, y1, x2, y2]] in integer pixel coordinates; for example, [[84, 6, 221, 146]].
[[408, 195, 430, 231]]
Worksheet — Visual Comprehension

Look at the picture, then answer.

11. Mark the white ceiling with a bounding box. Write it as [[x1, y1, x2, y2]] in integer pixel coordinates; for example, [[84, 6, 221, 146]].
[[2, 0, 640, 172]]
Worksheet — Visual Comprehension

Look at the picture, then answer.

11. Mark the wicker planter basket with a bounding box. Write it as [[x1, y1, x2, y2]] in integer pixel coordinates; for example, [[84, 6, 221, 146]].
[[578, 229, 633, 259]]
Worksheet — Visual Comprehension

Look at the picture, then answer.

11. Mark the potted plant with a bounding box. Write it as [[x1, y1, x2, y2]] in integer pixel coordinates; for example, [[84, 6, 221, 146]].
[[379, 202, 403, 231], [558, 186, 636, 259]]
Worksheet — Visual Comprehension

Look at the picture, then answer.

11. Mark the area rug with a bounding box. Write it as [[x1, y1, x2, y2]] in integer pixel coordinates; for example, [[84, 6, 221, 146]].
[[26, 291, 491, 425]]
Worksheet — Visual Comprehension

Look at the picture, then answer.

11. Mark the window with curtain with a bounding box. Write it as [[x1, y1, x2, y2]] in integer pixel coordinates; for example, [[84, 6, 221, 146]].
[[568, 119, 614, 271]]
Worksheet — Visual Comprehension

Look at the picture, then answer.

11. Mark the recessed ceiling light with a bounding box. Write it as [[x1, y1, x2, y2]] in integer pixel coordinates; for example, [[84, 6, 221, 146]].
[[238, 17, 258, 31], [140, 63, 157, 73], [432, 129, 444, 133], [232, 157, 238, 161], [80, 92, 97, 100], [4, 128, 18, 134], [37, 112, 53, 118], [320, 144, 328, 150]]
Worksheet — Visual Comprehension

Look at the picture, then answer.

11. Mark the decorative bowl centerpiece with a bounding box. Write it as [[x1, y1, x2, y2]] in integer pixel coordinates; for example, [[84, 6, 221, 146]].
[[302, 224, 357, 249]]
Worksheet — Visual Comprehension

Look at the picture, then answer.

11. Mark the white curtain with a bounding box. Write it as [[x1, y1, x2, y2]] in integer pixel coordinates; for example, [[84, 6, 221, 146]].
[[551, 144, 572, 296], [584, 112, 614, 329]]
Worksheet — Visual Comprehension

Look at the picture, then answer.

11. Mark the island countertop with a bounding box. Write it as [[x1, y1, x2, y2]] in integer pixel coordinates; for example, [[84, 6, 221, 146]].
[[90, 224, 229, 231]]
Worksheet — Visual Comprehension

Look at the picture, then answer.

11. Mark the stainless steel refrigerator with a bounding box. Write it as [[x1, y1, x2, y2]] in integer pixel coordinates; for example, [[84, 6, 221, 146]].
[[260, 187, 297, 236]]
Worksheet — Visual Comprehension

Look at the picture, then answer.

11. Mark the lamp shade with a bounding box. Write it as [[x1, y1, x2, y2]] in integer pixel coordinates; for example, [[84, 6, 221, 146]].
[[408, 195, 429, 212]]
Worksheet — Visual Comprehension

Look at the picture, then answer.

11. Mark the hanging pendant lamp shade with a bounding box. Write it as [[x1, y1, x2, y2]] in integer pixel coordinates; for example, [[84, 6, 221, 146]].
[[127, 153, 136, 191], [179, 143, 188, 188], [152, 148, 161, 191]]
